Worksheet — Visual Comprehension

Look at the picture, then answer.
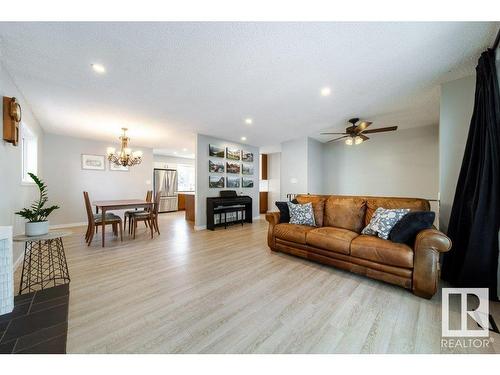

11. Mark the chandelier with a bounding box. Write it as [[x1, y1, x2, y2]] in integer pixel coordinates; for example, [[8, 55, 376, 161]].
[[106, 128, 143, 167]]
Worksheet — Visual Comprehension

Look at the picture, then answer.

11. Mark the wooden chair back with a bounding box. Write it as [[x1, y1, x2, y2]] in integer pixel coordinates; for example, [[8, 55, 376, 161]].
[[152, 192, 161, 218], [145, 190, 153, 212], [83, 191, 95, 226]]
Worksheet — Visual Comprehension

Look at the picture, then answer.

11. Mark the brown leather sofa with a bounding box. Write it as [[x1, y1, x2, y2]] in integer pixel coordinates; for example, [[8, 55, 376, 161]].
[[265, 195, 452, 299]]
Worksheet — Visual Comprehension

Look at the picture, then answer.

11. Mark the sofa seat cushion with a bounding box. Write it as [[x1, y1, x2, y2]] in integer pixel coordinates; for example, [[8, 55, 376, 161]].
[[274, 223, 315, 244], [306, 227, 359, 255], [350, 235, 414, 268]]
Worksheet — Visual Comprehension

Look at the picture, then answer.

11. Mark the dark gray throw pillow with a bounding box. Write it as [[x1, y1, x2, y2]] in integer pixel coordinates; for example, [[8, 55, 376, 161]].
[[275, 199, 298, 223], [389, 211, 435, 245]]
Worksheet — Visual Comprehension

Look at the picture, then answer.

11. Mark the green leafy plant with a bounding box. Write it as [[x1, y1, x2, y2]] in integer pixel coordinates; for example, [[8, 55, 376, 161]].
[[15, 172, 59, 222]]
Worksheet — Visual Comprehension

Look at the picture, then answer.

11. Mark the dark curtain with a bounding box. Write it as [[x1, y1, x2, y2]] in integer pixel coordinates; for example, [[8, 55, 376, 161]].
[[441, 48, 500, 300]]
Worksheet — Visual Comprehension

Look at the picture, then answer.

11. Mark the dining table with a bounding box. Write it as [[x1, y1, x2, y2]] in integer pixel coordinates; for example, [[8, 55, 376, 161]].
[[93, 199, 154, 247]]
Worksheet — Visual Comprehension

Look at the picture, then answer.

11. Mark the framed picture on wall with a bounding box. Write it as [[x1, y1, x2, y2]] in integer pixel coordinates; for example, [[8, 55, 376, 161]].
[[209, 176, 225, 188], [226, 176, 240, 188], [209, 144, 225, 158], [242, 163, 253, 175], [226, 147, 241, 160], [226, 162, 240, 174], [241, 151, 254, 162], [242, 177, 254, 188], [110, 163, 129, 171], [81, 154, 105, 170], [209, 160, 224, 173]]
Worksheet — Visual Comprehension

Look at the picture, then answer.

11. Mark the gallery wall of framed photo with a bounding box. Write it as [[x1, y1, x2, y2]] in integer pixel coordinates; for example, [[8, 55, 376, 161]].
[[208, 144, 255, 189], [195, 134, 260, 229]]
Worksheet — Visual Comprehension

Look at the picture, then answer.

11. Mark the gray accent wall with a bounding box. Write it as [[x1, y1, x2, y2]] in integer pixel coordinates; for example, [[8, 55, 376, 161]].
[[322, 125, 439, 200], [195, 134, 259, 229], [438, 75, 476, 233], [43, 133, 154, 225]]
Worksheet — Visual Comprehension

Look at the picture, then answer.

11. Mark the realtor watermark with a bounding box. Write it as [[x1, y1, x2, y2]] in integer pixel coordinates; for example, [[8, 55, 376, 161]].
[[441, 288, 492, 349]]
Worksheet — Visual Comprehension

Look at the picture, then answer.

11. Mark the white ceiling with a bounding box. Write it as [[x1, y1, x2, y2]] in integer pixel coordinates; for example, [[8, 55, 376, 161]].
[[0, 22, 497, 156]]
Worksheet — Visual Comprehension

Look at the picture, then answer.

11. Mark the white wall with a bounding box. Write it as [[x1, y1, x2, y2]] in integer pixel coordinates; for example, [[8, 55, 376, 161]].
[[307, 137, 324, 195], [43, 133, 154, 225], [153, 155, 194, 169], [0, 62, 45, 264], [267, 152, 281, 211], [323, 125, 439, 200], [280, 137, 325, 199], [439, 75, 476, 232], [195, 134, 259, 229], [280, 137, 308, 199]]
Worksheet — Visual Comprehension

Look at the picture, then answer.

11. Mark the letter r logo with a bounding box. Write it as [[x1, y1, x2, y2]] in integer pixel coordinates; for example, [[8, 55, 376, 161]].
[[442, 288, 489, 337]]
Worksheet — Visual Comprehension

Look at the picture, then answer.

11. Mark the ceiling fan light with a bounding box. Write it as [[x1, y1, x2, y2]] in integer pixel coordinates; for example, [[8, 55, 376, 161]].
[[354, 136, 363, 145], [345, 138, 353, 146]]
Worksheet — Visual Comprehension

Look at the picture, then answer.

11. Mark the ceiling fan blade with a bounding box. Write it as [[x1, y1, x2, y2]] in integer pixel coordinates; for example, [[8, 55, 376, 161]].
[[320, 132, 348, 135], [327, 136, 348, 143], [355, 121, 372, 132], [359, 134, 370, 141], [362, 126, 398, 134]]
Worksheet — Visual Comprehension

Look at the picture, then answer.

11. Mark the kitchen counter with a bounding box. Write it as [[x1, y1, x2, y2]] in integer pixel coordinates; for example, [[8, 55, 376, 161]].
[[178, 192, 195, 211], [183, 193, 195, 222]]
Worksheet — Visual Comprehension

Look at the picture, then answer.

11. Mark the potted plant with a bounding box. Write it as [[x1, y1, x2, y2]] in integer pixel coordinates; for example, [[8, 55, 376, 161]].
[[15, 172, 59, 236]]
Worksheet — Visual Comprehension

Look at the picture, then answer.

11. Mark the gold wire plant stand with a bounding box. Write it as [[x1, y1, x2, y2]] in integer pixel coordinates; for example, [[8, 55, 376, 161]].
[[14, 231, 71, 295]]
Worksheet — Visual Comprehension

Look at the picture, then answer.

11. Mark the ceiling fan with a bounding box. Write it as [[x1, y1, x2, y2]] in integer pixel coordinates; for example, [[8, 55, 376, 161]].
[[321, 118, 398, 145]]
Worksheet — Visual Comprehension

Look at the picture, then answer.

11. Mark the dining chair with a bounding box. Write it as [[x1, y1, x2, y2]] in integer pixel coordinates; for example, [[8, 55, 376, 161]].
[[131, 192, 160, 239], [83, 191, 123, 246], [124, 190, 152, 234]]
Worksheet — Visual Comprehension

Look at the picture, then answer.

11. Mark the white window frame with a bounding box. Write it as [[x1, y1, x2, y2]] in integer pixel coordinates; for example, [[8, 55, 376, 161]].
[[21, 123, 38, 185], [177, 163, 195, 192]]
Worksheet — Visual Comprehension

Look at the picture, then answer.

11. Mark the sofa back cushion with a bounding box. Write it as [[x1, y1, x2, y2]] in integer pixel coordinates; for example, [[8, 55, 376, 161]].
[[364, 197, 430, 227], [296, 195, 326, 227], [323, 196, 367, 233]]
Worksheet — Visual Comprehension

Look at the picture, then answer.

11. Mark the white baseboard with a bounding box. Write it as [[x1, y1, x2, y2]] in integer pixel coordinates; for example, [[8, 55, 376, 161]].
[[50, 222, 86, 229]]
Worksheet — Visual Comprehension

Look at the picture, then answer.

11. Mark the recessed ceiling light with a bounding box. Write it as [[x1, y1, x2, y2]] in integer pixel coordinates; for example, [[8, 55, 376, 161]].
[[173, 151, 178, 155], [182, 148, 187, 152], [91, 63, 106, 74], [320, 87, 331, 96], [241, 136, 247, 141], [244, 118, 253, 125]]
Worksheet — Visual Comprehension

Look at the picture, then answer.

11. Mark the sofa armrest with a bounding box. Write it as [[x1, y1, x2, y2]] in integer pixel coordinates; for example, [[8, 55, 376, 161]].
[[412, 228, 452, 298], [265, 212, 280, 250], [265, 212, 280, 225]]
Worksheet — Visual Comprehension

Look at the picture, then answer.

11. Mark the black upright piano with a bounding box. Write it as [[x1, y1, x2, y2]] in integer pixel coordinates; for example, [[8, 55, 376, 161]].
[[206, 191, 253, 230]]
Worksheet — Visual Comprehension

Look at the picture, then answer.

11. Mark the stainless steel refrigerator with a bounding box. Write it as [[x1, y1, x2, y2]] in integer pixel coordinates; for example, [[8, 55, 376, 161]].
[[153, 168, 178, 213]]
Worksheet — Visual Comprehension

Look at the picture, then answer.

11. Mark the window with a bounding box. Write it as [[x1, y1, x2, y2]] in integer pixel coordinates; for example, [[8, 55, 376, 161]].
[[177, 164, 195, 192], [21, 123, 38, 184]]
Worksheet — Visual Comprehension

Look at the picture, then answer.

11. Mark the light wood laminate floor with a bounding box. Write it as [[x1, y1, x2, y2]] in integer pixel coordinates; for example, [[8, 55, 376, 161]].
[[15, 212, 500, 353]]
